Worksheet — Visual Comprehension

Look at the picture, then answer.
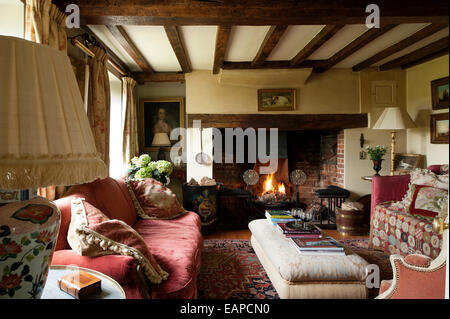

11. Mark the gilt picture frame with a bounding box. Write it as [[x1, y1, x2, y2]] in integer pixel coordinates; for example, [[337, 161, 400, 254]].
[[431, 76, 449, 110], [393, 153, 423, 175], [258, 89, 296, 111], [430, 112, 449, 144], [138, 98, 185, 152]]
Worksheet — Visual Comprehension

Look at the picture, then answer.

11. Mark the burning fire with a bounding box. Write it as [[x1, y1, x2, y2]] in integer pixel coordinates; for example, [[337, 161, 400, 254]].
[[259, 174, 289, 204], [263, 174, 286, 194]]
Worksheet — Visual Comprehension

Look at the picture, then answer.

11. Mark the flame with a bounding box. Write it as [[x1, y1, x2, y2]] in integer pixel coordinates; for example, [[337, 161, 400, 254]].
[[262, 174, 286, 194], [264, 174, 274, 193]]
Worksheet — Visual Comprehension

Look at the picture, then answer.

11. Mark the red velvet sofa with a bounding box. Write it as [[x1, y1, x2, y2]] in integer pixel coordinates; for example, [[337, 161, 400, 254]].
[[52, 177, 204, 299], [369, 165, 445, 258]]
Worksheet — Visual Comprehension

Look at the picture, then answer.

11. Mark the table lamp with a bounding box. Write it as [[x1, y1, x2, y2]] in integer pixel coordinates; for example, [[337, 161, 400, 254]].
[[0, 36, 107, 298], [152, 133, 171, 160], [372, 106, 416, 175]]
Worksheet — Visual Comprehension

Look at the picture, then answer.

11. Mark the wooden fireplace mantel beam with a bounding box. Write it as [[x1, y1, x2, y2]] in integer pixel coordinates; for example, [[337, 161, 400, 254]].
[[187, 113, 368, 130]]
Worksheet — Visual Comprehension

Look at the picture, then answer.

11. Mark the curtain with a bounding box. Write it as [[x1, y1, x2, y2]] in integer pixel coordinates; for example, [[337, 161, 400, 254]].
[[122, 77, 138, 170], [25, 0, 67, 52], [25, 0, 68, 200], [87, 45, 111, 171]]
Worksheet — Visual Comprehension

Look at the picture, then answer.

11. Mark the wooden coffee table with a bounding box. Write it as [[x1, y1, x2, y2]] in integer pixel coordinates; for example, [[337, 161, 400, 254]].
[[41, 265, 126, 299], [249, 219, 370, 299]]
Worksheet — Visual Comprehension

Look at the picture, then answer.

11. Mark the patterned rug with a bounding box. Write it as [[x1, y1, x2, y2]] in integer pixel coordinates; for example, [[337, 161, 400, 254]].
[[197, 238, 392, 299]]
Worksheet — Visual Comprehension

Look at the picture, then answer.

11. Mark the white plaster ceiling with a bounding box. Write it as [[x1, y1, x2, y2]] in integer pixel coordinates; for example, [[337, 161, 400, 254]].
[[88, 24, 449, 73]]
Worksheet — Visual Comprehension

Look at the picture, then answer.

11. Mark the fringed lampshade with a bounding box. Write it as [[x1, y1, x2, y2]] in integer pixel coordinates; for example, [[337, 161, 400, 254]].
[[0, 36, 107, 299], [0, 36, 107, 189]]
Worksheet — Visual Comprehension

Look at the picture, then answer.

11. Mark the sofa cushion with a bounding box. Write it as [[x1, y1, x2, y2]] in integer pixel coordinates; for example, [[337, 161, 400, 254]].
[[125, 178, 186, 220], [67, 198, 168, 284], [65, 177, 137, 226], [401, 169, 448, 209], [133, 212, 203, 299], [408, 184, 448, 219]]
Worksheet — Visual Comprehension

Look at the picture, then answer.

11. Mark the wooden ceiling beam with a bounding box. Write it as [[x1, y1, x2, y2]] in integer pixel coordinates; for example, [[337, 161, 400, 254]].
[[401, 48, 449, 69], [53, 0, 450, 25], [133, 72, 185, 84], [106, 25, 154, 73], [379, 36, 449, 70], [82, 26, 130, 76], [252, 25, 288, 67], [317, 24, 398, 72], [352, 23, 449, 71], [164, 25, 191, 73], [212, 25, 232, 74], [290, 25, 344, 66]]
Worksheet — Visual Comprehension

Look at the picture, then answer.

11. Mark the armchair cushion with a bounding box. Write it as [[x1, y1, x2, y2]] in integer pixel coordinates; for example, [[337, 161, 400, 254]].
[[404, 254, 432, 268]]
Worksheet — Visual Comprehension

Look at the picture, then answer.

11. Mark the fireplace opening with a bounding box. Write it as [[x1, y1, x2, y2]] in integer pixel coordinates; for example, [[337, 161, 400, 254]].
[[213, 129, 345, 229]]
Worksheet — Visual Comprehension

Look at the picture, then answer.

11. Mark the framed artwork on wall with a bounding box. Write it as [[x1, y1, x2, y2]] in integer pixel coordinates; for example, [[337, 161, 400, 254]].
[[393, 153, 424, 175], [257, 88, 296, 111], [138, 97, 185, 152], [430, 112, 449, 144], [431, 76, 449, 110]]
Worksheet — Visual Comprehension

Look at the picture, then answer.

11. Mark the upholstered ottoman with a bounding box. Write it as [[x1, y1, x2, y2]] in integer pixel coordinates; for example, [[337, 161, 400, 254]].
[[248, 219, 369, 299]]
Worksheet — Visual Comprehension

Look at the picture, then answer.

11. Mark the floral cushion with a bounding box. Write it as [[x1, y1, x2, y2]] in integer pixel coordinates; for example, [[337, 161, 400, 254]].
[[408, 184, 448, 219], [441, 164, 449, 175], [400, 168, 449, 208], [125, 178, 186, 220], [67, 198, 168, 284]]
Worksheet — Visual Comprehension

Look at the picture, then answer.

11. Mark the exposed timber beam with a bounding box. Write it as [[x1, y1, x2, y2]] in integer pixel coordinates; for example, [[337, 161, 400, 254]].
[[379, 36, 449, 70], [133, 72, 185, 84], [252, 25, 288, 67], [317, 24, 398, 72], [212, 25, 232, 74], [106, 25, 154, 73], [290, 25, 344, 66], [352, 23, 449, 71], [54, 0, 450, 26], [164, 25, 191, 73]]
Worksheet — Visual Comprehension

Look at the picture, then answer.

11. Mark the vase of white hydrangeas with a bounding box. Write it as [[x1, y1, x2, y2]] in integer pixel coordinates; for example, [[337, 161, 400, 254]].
[[127, 154, 173, 185]]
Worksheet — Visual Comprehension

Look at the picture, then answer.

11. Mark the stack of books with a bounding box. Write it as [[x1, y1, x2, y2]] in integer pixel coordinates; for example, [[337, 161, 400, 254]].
[[265, 210, 297, 225], [276, 223, 322, 239], [290, 237, 346, 256]]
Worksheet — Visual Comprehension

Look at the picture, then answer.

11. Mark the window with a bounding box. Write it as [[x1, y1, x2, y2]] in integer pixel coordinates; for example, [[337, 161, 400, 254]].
[[0, 0, 24, 38], [109, 71, 124, 178]]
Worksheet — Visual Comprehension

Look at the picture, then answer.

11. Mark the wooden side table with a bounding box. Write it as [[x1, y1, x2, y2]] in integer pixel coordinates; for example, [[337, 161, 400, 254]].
[[41, 265, 125, 299]]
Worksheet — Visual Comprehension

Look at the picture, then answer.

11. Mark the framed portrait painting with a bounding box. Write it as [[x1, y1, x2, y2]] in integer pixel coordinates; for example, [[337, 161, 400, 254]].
[[258, 88, 296, 111], [430, 112, 449, 144], [138, 98, 185, 152], [393, 153, 423, 175], [431, 76, 449, 110]]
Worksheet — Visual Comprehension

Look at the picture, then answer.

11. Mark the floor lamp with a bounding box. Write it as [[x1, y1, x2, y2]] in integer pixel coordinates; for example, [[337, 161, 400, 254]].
[[372, 107, 416, 175]]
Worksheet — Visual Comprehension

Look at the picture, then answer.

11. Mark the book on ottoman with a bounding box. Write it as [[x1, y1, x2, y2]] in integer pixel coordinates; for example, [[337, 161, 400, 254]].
[[265, 210, 297, 224], [276, 223, 323, 238], [291, 237, 345, 256]]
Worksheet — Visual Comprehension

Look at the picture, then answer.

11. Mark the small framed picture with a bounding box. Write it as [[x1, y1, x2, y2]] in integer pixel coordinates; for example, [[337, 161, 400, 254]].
[[431, 76, 449, 110], [393, 153, 423, 175], [430, 112, 449, 144], [258, 88, 296, 111]]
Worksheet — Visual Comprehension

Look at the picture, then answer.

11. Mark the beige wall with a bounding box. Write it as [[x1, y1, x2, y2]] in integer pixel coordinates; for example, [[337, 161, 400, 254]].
[[406, 55, 449, 166], [344, 68, 408, 199], [185, 69, 360, 114]]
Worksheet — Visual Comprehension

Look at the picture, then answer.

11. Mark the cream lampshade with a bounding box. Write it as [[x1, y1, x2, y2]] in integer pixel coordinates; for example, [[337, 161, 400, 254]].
[[373, 107, 416, 175], [151, 133, 172, 147], [0, 36, 107, 299]]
